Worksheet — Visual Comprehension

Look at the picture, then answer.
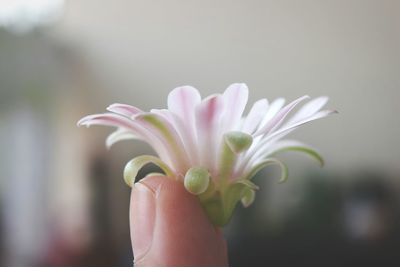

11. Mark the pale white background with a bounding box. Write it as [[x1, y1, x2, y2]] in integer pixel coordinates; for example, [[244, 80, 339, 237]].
[[51, 0, 400, 173]]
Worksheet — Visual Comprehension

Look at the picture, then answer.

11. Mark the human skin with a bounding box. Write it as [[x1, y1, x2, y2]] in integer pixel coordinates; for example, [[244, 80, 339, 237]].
[[130, 176, 229, 267]]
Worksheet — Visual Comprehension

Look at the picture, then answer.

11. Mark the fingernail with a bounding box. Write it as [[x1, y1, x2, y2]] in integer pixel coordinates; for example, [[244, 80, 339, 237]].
[[130, 182, 156, 261]]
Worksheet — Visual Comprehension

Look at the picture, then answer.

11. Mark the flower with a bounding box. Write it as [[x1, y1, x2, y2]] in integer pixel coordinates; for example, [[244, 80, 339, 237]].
[[78, 83, 337, 226]]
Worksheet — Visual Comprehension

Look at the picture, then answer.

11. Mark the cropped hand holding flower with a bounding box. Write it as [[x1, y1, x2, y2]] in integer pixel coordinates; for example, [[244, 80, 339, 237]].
[[78, 83, 336, 226]]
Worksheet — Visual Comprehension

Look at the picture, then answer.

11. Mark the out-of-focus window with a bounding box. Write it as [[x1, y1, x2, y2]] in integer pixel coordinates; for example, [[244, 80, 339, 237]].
[[0, 0, 64, 33]]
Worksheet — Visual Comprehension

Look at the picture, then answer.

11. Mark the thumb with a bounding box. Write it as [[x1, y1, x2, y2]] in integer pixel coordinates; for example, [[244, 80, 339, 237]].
[[130, 176, 228, 267]]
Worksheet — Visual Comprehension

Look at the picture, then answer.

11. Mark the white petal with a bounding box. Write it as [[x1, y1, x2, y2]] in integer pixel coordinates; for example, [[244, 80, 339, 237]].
[[241, 98, 269, 134], [195, 94, 225, 173], [256, 98, 286, 131], [286, 96, 328, 125], [222, 83, 249, 131], [107, 103, 142, 117], [240, 109, 336, 173], [254, 95, 309, 136], [266, 109, 337, 142]]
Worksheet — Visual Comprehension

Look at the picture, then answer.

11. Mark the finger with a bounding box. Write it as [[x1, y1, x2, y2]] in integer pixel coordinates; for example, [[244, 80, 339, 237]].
[[130, 176, 228, 267]]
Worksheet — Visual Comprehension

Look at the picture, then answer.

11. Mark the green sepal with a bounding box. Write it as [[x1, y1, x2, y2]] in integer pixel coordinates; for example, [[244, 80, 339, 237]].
[[244, 158, 289, 183], [219, 131, 253, 188], [241, 187, 256, 207], [198, 179, 258, 226], [222, 182, 249, 221], [234, 179, 259, 190], [123, 155, 173, 187], [145, 172, 166, 178], [224, 131, 253, 153], [271, 145, 324, 166]]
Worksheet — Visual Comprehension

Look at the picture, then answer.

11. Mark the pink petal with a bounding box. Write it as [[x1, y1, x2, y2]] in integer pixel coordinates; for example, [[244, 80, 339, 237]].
[[135, 112, 190, 174], [167, 86, 201, 163], [254, 95, 309, 136], [222, 83, 249, 131], [78, 113, 138, 129], [106, 103, 142, 117], [241, 98, 269, 134], [78, 113, 173, 167], [167, 86, 201, 120], [195, 94, 225, 173]]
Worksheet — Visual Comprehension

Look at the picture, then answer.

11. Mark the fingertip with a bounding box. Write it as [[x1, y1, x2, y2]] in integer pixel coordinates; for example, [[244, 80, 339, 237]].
[[130, 176, 228, 267], [130, 181, 157, 261]]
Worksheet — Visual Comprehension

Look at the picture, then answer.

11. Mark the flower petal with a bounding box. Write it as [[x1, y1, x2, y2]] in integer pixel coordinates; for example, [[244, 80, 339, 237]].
[[195, 94, 225, 173], [106, 128, 139, 148], [135, 112, 189, 174], [168, 86, 201, 120], [254, 95, 310, 136], [107, 103, 143, 117], [123, 155, 173, 186], [150, 108, 198, 164], [257, 98, 285, 131], [78, 113, 139, 129], [265, 109, 338, 142], [167, 86, 201, 163], [222, 83, 249, 131], [286, 96, 329, 125], [241, 98, 269, 134], [242, 109, 336, 172], [78, 113, 174, 167]]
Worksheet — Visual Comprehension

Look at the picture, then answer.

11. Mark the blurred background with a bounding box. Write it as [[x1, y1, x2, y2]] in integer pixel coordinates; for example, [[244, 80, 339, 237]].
[[0, 0, 399, 266]]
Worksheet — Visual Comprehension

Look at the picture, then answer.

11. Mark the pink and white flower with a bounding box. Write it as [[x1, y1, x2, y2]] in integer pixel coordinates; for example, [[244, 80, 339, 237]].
[[78, 83, 336, 226]]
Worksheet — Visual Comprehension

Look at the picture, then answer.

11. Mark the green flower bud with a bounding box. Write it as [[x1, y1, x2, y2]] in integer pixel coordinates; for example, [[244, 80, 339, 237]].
[[224, 131, 253, 153], [184, 167, 210, 195]]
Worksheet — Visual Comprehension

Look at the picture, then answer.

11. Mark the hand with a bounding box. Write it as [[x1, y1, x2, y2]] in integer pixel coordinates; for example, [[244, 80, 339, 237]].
[[130, 176, 229, 267]]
